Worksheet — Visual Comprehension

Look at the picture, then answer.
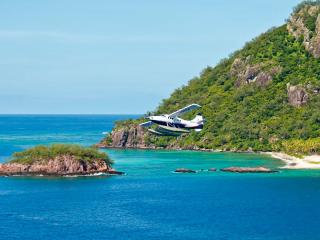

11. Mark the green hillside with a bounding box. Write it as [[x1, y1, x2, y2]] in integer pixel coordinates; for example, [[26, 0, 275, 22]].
[[103, 1, 320, 154]]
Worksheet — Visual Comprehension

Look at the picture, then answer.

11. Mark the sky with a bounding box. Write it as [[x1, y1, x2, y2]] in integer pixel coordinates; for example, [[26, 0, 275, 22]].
[[0, 0, 302, 114]]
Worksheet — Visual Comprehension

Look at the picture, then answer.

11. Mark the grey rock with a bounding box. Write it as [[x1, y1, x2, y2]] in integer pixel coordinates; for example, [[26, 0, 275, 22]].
[[221, 167, 278, 173], [287, 5, 320, 58], [287, 83, 308, 107], [175, 168, 196, 173]]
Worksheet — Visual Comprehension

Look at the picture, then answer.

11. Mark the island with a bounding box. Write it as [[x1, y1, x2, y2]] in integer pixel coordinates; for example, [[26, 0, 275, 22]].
[[0, 144, 123, 176], [98, 2, 320, 169]]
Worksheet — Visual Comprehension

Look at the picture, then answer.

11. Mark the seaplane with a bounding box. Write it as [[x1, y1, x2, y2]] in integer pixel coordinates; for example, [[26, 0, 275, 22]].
[[139, 104, 204, 136]]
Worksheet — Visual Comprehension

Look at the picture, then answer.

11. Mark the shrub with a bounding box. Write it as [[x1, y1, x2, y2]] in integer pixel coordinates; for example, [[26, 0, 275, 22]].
[[9, 144, 113, 165]]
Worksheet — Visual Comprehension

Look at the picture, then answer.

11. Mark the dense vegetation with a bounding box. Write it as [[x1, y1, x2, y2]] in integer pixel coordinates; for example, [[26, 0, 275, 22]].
[[109, 1, 320, 154], [293, 0, 320, 14], [10, 144, 113, 165], [277, 138, 320, 156]]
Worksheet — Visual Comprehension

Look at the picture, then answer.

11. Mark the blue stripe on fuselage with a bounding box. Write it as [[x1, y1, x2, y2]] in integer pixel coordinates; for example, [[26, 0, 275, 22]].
[[151, 120, 185, 128], [150, 120, 203, 129]]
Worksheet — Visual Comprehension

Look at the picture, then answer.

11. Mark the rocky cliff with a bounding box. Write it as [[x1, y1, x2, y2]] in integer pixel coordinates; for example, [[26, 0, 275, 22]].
[[0, 156, 112, 176], [99, 124, 199, 150], [287, 4, 320, 58], [98, 124, 155, 149]]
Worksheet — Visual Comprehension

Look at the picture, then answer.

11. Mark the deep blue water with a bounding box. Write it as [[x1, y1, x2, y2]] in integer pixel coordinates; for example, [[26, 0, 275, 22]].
[[0, 114, 136, 161], [1, 115, 320, 240]]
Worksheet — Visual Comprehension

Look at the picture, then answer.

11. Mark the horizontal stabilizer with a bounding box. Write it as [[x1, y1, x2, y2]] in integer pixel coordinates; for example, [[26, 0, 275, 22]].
[[139, 121, 154, 127]]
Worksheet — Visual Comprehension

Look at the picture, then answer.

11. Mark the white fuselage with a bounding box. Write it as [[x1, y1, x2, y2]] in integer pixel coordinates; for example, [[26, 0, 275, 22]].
[[148, 115, 204, 130]]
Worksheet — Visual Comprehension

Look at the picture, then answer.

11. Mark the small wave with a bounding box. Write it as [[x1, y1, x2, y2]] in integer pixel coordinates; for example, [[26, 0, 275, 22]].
[[63, 172, 109, 178], [19, 214, 44, 221]]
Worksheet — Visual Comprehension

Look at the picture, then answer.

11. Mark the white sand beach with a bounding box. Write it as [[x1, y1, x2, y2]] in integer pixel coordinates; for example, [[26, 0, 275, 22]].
[[268, 152, 320, 169]]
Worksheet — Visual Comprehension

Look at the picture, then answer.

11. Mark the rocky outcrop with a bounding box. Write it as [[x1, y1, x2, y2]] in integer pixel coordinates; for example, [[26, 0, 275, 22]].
[[221, 167, 278, 173], [287, 83, 308, 107], [0, 156, 114, 176], [107, 169, 125, 175], [98, 125, 215, 150], [287, 5, 320, 58], [99, 124, 152, 149], [174, 168, 196, 173], [230, 57, 281, 87]]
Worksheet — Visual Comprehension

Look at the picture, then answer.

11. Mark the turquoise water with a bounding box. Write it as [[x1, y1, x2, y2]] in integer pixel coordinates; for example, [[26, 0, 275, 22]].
[[1, 115, 320, 240]]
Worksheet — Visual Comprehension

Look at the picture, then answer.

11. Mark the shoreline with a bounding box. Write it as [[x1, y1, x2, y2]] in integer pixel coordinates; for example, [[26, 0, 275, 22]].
[[266, 152, 320, 169], [99, 146, 320, 170]]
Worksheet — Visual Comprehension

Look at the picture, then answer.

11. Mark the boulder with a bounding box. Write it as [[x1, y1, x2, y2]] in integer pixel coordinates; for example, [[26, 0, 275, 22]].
[[287, 83, 308, 107]]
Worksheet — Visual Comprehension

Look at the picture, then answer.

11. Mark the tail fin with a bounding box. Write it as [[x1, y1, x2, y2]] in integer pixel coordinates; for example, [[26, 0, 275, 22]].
[[191, 115, 204, 123]]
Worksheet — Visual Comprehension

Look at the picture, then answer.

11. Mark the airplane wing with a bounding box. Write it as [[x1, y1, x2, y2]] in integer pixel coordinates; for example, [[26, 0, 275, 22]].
[[168, 104, 201, 118], [139, 121, 154, 127]]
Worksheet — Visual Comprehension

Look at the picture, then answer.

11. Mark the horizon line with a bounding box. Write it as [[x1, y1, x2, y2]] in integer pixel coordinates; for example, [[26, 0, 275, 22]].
[[0, 113, 144, 115]]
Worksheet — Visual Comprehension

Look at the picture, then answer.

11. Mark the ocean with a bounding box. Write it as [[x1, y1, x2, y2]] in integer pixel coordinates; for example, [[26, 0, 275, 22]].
[[1, 115, 320, 240]]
